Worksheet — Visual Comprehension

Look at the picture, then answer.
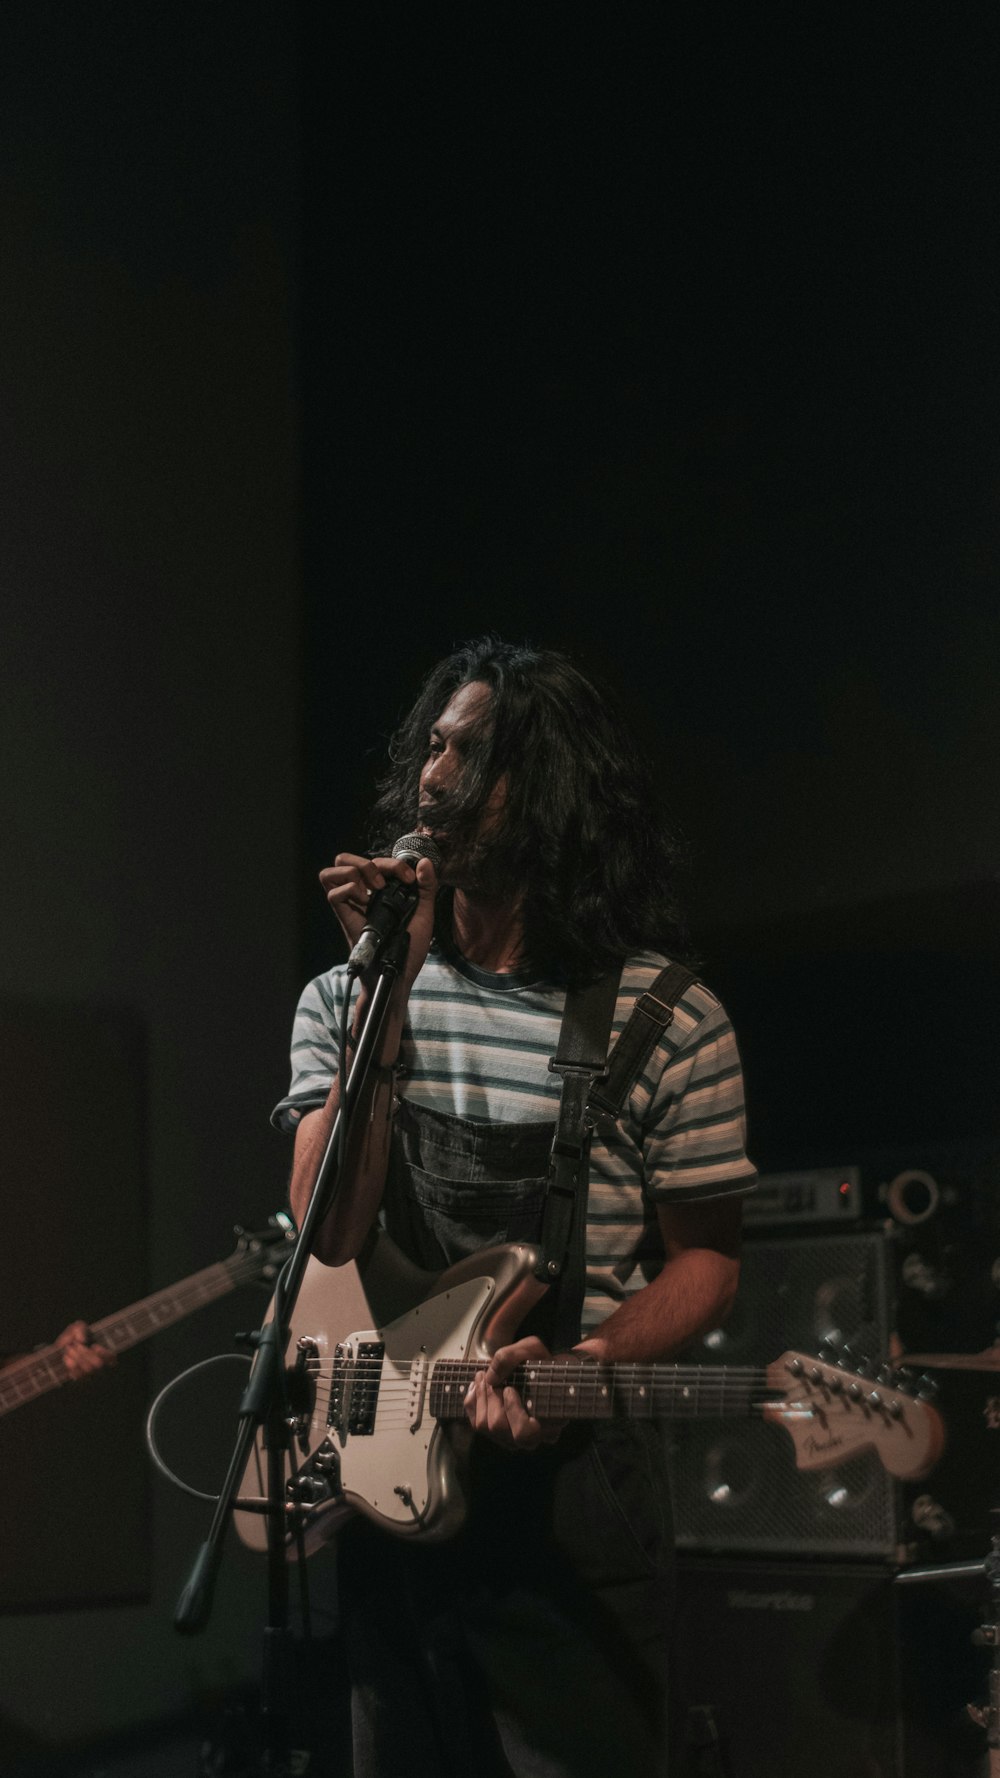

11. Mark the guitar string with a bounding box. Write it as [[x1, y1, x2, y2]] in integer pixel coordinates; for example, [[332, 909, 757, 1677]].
[[289, 1362, 906, 1418], [290, 1361, 883, 1400], [293, 1379, 786, 1422], [288, 1361, 888, 1399], [294, 1356, 892, 1379], [289, 1358, 902, 1432], [300, 1373, 783, 1395], [298, 1375, 820, 1423]]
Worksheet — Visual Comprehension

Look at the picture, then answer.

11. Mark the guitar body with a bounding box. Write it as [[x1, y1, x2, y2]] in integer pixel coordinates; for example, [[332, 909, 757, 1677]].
[[234, 1231, 548, 1556]]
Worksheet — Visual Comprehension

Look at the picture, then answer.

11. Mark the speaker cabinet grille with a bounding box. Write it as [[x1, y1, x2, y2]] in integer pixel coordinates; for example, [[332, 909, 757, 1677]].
[[667, 1231, 901, 1558]]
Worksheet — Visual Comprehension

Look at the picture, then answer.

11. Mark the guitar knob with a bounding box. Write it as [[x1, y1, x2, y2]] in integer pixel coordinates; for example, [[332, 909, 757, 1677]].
[[867, 1390, 882, 1410], [886, 1397, 903, 1419], [787, 1358, 804, 1376], [290, 1475, 328, 1505], [809, 1366, 824, 1384], [826, 1372, 842, 1393], [847, 1382, 863, 1401]]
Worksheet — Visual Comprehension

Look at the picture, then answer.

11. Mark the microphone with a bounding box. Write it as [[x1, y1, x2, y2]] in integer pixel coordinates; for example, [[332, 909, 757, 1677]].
[[347, 832, 441, 974]]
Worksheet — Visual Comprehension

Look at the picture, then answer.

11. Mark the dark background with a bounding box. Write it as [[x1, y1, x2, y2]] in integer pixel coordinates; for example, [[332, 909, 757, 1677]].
[[1, 1, 998, 1765]]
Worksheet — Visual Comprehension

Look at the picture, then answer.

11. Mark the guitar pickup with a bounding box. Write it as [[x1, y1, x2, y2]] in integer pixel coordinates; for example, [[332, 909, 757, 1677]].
[[329, 1339, 384, 1437]]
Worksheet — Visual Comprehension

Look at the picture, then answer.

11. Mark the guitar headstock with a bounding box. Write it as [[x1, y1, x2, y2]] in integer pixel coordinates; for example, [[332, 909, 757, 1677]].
[[764, 1349, 946, 1480], [232, 1211, 297, 1288]]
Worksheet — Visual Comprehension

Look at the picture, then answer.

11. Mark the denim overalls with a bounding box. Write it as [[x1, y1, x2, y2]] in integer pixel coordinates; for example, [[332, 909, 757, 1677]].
[[338, 1082, 676, 1777]]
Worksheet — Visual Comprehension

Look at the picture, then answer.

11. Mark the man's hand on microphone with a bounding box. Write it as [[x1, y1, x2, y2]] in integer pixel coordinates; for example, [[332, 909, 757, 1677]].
[[319, 851, 438, 996]]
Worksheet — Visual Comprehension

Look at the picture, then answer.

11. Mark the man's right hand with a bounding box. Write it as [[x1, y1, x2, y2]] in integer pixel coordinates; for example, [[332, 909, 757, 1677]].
[[319, 850, 438, 997]]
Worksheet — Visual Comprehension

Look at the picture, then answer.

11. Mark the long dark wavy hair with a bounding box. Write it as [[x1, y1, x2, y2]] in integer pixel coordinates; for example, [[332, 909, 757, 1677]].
[[369, 637, 694, 987]]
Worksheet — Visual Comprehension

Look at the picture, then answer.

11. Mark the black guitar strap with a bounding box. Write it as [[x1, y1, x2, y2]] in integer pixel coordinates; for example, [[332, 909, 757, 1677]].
[[540, 960, 700, 1351], [590, 961, 699, 1119], [539, 969, 620, 1351]]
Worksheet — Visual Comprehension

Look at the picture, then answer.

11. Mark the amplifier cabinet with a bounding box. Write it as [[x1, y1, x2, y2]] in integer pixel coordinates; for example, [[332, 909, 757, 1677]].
[[670, 1557, 987, 1778], [666, 1231, 901, 1558]]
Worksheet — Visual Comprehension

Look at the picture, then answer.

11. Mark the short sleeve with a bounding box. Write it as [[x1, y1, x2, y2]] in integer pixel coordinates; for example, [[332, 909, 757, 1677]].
[[270, 969, 350, 1135], [640, 991, 757, 1202]]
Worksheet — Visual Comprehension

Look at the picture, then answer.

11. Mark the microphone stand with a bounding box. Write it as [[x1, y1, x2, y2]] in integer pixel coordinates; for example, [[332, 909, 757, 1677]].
[[173, 929, 410, 1776]]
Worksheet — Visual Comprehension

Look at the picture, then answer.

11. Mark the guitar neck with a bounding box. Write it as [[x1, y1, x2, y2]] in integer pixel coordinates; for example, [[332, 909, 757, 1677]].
[[0, 1256, 248, 1417], [429, 1358, 767, 1422]]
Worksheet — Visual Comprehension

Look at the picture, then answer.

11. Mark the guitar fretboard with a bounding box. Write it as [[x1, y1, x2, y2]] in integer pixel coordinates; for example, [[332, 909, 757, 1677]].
[[429, 1359, 769, 1422]]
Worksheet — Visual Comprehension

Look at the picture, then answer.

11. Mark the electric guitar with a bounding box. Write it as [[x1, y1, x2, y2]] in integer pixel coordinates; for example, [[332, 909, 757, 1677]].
[[234, 1232, 945, 1556], [0, 1214, 295, 1417]]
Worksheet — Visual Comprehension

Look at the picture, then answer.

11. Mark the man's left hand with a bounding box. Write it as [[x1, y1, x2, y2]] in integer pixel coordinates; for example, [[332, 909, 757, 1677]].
[[464, 1336, 569, 1451], [57, 1321, 114, 1381]]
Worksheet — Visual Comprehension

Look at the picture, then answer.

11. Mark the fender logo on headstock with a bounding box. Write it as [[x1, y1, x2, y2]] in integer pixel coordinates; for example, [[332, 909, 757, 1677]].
[[804, 1431, 846, 1457]]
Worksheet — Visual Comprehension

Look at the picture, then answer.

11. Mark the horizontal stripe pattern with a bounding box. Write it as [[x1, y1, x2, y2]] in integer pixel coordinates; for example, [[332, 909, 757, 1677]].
[[273, 947, 756, 1330]]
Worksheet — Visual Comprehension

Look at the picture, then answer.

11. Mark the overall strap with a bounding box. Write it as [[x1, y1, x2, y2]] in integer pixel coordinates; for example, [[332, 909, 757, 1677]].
[[588, 961, 699, 1120], [536, 970, 621, 1349]]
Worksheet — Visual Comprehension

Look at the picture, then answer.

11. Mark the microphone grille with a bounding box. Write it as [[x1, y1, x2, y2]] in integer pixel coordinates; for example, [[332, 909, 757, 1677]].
[[392, 831, 442, 869]]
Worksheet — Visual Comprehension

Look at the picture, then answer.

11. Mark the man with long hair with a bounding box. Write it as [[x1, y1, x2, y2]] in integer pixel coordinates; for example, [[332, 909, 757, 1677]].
[[274, 638, 756, 1775]]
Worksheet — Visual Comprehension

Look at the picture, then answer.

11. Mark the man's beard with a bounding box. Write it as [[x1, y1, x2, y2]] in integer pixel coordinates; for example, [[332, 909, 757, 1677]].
[[431, 822, 516, 903]]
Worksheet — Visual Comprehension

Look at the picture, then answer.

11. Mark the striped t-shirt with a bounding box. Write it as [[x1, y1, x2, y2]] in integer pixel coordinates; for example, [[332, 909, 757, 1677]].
[[272, 946, 756, 1331]]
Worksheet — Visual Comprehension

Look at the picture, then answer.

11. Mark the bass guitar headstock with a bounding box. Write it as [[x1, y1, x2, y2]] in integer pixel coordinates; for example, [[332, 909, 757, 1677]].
[[231, 1211, 297, 1289]]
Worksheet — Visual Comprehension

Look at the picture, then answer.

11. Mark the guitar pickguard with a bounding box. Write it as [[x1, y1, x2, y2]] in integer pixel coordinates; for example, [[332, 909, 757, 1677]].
[[332, 1274, 493, 1534]]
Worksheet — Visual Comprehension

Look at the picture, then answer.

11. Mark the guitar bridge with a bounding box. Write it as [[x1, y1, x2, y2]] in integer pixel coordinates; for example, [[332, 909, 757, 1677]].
[[329, 1339, 384, 1437]]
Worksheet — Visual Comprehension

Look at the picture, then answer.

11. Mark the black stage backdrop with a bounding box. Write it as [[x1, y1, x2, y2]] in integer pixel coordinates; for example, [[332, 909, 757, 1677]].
[[295, 8, 1000, 1180]]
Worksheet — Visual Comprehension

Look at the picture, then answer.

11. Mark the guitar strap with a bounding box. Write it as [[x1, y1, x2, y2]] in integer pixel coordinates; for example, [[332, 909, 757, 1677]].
[[590, 960, 699, 1119], [540, 960, 700, 1351]]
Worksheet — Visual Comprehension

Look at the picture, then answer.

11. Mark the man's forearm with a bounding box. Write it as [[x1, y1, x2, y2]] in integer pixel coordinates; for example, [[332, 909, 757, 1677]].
[[574, 1247, 740, 1365], [289, 997, 407, 1264]]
